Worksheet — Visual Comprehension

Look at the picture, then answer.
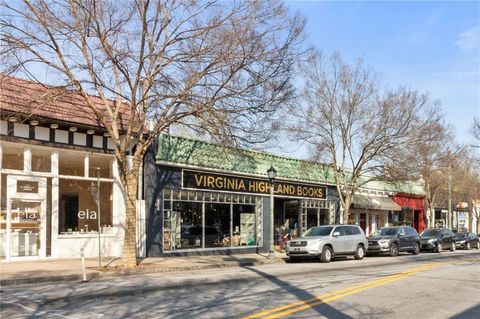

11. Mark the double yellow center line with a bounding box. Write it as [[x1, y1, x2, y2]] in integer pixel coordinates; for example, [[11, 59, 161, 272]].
[[241, 262, 443, 319]]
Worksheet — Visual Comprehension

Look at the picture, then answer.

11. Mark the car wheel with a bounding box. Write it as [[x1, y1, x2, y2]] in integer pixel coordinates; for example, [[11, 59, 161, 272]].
[[289, 256, 299, 263], [450, 242, 456, 252], [436, 242, 442, 253], [320, 246, 333, 263], [466, 242, 471, 250], [389, 243, 399, 257], [412, 243, 420, 255], [354, 245, 365, 260]]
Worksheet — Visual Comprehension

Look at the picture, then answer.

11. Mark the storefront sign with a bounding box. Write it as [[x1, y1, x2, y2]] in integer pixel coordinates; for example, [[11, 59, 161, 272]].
[[78, 209, 97, 220], [18, 211, 38, 221], [17, 181, 39, 193], [183, 170, 327, 199]]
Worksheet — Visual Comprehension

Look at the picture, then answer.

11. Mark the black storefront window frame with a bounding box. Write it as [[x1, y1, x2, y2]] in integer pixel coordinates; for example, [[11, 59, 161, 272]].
[[162, 189, 262, 252]]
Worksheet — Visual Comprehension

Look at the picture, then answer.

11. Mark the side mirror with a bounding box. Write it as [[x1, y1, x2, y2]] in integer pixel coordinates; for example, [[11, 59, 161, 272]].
[[333, 231, 340, 237], [398, 233, 404, 237]]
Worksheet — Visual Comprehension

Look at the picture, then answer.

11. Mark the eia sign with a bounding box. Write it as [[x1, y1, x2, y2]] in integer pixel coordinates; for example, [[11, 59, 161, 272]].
[[78, 209, 98, 220]]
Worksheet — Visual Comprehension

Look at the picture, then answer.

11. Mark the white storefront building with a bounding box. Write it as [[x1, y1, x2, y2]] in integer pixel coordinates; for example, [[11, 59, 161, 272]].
[[0, 76, 135, 261]]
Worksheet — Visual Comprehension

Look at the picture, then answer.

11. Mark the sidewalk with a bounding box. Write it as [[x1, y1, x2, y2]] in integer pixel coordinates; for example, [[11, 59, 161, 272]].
[[0, 251, 287, 286]]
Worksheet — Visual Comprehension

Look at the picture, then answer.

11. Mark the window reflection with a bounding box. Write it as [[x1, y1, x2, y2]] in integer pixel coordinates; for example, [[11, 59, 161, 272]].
[[59, 152, 84, 176], [205, 203, 229, 247], [31, 149, 51, 173], [162, 190, 261, 251], [2, 144, 23, 170], [58, 179, 112, 234], [88, 154, 112, 178]]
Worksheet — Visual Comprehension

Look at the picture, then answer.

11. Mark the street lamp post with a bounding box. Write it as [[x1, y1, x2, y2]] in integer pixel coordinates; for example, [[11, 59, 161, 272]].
[[267, 165, 277, 259]]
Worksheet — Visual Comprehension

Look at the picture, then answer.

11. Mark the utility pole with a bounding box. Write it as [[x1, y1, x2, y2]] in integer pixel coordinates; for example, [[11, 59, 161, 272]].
[[448, 164, 452, 229]]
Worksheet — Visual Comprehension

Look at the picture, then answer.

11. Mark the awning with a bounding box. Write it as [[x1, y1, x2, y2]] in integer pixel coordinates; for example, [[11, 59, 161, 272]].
[[352, 194, 401, 211]]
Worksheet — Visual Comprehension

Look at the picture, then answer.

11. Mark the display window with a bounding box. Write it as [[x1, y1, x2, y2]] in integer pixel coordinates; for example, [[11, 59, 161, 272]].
[[163, 189, 262, 251], [388, 208, 413, 227], [2, 143, 23, 170], [205, 203, 230, 248], [300, 200, 335, 235], [377, 213, 387, 228], [31, 148, 51, 173], [89, 154, 113, 178], [58, 179, 113, 234], [1, 173, 6, 211], [0, 174, 6, 257], [59, 151, 84, 176], [233, 204, 257, 246]]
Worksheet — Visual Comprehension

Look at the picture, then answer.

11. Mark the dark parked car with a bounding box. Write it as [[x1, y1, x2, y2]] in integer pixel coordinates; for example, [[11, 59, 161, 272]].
[[367, 226, 420, 256], [454, 232, 480, 250], [420, 228, 456, 253]]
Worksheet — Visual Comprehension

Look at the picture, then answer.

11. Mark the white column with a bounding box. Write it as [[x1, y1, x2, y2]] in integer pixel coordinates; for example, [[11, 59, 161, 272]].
[[24, 147, 31, 173], [6, 197, 11, 261], [372, 213, 377, 233], [51, 151, 59, 258], [366, 212, 370, 236], [431, 208, 435, 229], [136, 160, 146, 258], [84, 154, 89, 177]]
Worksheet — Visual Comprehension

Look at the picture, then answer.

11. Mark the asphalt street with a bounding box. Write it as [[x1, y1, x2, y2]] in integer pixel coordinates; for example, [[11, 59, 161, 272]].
[[1, 250, 479, 319]]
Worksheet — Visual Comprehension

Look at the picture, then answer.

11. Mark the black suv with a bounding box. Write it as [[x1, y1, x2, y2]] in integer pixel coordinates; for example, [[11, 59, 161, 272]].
[[420, 228, 455, 253], [367, 226, 420, 256], [454, 232, 480, 250]]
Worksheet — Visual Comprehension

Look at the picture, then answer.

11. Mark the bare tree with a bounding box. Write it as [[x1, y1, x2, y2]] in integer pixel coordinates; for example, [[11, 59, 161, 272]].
[[290, 50, 439, 223], [435, 157, 480, 232], [383, 118, 458, 228], [472, 117, 480, 148], [465, 165, 480, 234], [430, 151, 468, 228], [1, 0, 304, 267]]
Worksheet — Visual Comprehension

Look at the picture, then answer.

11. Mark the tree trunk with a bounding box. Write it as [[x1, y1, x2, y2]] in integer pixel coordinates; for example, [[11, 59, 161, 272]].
[[122, 173, 138, 268], [342, 196, 351, 224]]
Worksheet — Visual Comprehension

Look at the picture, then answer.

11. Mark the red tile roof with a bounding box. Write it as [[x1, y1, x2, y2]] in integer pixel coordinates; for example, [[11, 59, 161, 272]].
[[0, 74, 134, 130]]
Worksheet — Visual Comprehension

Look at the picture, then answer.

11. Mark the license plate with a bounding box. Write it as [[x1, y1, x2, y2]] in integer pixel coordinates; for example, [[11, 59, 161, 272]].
[[294, 248, 300, 251]]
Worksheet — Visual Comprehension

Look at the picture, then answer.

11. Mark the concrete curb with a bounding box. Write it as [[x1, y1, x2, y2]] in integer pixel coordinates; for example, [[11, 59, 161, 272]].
[[0, 257, 284, 286]]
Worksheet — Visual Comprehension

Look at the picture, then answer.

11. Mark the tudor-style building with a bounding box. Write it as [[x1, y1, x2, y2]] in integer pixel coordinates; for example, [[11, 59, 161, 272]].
[[0, 75, 132, 261]]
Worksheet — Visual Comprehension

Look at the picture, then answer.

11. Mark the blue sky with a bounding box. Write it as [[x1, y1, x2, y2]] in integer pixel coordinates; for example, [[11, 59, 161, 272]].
[[285, 0, 479, 151]]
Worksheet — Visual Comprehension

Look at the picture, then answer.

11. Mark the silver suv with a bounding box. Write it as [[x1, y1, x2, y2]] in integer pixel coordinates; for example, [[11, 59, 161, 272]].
[[286, 225, 368, 263]]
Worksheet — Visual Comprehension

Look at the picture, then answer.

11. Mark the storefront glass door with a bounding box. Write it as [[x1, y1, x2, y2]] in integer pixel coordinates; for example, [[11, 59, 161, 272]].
[[9, 200, 42, 257], [0, 210, 6, 259]]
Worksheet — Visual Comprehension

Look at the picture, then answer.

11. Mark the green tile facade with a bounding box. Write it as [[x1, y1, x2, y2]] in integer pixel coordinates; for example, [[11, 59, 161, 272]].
[[156, 134, 424, 196]]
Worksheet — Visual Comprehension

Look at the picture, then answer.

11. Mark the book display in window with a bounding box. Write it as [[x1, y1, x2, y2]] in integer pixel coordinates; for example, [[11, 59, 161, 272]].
[[240, 213, 255, 245]]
